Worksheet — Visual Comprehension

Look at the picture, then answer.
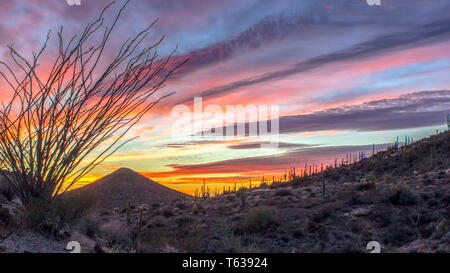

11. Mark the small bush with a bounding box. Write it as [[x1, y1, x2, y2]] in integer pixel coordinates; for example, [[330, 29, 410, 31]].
[[348, 194, 365, 205], [312, 207, 331, 223], [369, 204, 394, 228], [99, 220, 132, 247], [292, 228, 304, 238], [149, 215, 167, 227], [356, 182, 375, 191], [364, 174, 376, 182], [20, 193, 94, 236], [151, 202, 161, 209], [175, 215, 194, 228], [383, 223, 416, 246], [274, 188, 292, 196], [382, 173, 393, 183], [226, 195, 235, 202], [192, 203, 205, 215], [0, 182, 14, 201], [242, 206, 278, 233], [388, 184, 418, 205], [78, 215, 101, 238], [421, 178, 434, 185], [0, 207, 12, 226], [175, 201, 188, 210], [161, 206, 174, 217], [306, 221, 319, 233]]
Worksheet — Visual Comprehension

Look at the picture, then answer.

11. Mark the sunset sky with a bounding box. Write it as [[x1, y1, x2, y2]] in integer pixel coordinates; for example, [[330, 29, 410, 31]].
[[0, 0, 449, 194]]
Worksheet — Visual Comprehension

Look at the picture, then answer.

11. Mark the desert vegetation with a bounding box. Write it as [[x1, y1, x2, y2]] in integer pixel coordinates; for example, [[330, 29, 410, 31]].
[[1, 130, 448, 253]]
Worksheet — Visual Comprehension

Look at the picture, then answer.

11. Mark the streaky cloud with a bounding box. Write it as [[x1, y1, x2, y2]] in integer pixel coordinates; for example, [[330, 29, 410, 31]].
[[177, 19, 450, 103]]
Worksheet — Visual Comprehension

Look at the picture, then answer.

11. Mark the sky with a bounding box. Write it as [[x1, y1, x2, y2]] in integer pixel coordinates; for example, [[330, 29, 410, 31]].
[[0, 0, 449, 194]]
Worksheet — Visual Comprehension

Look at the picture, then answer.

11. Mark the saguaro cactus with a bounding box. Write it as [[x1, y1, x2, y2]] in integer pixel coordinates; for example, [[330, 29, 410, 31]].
[[447, 113, 450, 130]]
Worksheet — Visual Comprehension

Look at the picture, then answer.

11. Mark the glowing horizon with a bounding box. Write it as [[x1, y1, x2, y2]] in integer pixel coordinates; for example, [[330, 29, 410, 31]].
[[1, 0, 449, 195]]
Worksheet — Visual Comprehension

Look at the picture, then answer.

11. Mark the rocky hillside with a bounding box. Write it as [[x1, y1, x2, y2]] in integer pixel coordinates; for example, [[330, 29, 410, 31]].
[[0, 131, 449, 253]]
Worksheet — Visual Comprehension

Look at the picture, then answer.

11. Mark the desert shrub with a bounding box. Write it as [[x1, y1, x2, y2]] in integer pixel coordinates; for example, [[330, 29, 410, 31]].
[[225, 194, 236, 202], [363, 174, 376, 182], [161, 206, 174, 217], [152, 215, 168, 227], [0, 207, 12, 226], [138, 228, 205, 253], [175, 215, 194, 228], [421, 178, 434, 185], [433, 190, 444, 198], [347, 193, 365, 205], [214, 225, 260, 253], [192, 203, 205, 215], [0, 181, 14, 201], [151, 202, 161, 209], [418, 168, 428, 174], [403, 151, 418, 164], [356, 182, 375, 191], [175, 201, 188, 210], [78, 214, 101, 238], [443, 195, 450, 206], [99, 220, 133, 248], [312, 207, 331, 223], [274, 188, 292, 196], [382, 173, 393, 183], [58, 192, 96, 220], [99, 209, 110, 217], [270, 181, 289, 189], [387, 184, 418, 205], [179, 229, 207, 252], [369, 204, 394, 228], [325, 171, 340, 182], [306, 221, 319, 233], [350, 221, 364, 233], [172, 207, 180, 215], [317, 226, 329, 242], [383, 223, 416, 246], [20, 193, 94, 236], [292, 228, 304, 238], [242, 206, 278, 233], [427, 197, 440, 207]]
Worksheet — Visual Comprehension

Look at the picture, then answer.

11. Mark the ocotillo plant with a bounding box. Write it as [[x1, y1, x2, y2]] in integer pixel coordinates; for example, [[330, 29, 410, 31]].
[[0, 1, 186, 204]]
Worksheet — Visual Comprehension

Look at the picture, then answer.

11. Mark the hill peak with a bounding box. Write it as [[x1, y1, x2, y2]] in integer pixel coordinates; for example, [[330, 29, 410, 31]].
[[111, 167, 140, 176], [69, 167, 188, 210]]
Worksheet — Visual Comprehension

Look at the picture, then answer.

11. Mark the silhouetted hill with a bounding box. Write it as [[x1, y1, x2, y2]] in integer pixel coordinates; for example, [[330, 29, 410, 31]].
[[68, 168, 188, 210]]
